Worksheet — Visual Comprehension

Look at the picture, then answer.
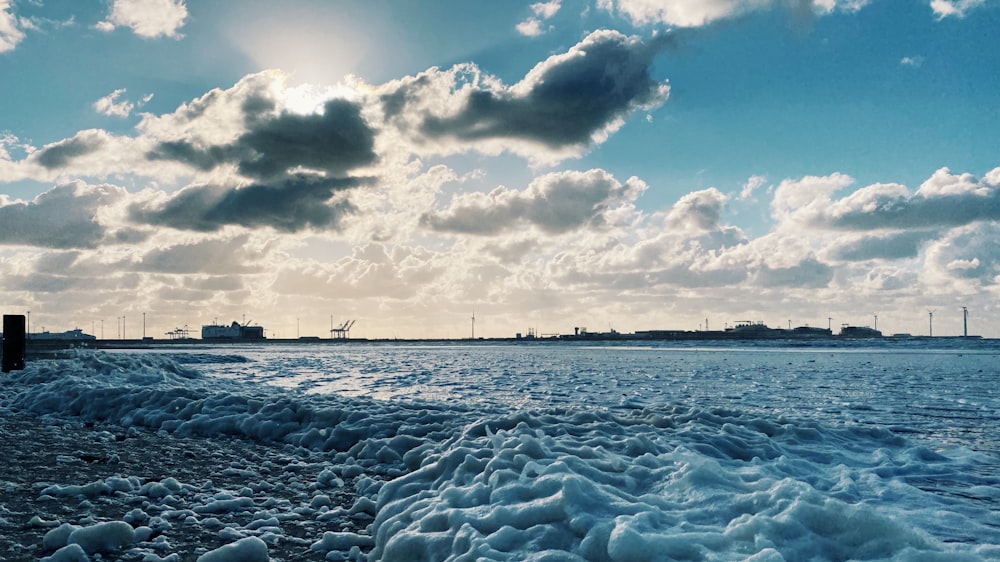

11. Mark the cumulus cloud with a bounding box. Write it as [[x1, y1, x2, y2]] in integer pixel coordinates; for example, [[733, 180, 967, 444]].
[[770, 172, 855, 225], [900, 56, 925, 67], [915, 166, 992, 197], [666, 188, 728, 231], [753, 255, 834, 288], [820, 168, 1000, 231], [94, 89, 153, 117], [930, 0, 987, 19], [421, 169, 645, 235], [136, 71, 285, 147], [147, 97, 377, 179], [32, 130, 113, 169], [925, 223, 1000, 285], [598, 0, 870, 27], [767, 168, 996, 232], [97, 0, 188, 39], [132, 235, 265, 275], [379, 30, 670, 162], [517, 0, 561, 36], [763, 166, 1000, 295], [824, 230, 938, 261], [130, 174, 367, 233], [136, 92, 379, 234], [4, 71, 384, 236], [0, 0, 25, 53], [0, 182, 126, 248], [271, 242, 455, 302]]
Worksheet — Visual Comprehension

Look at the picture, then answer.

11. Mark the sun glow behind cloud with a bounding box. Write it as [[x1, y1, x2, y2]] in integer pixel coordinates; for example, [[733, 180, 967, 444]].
[[224, 6, 376, 87]]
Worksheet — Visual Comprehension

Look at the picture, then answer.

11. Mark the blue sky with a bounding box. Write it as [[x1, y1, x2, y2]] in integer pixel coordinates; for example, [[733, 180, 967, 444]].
[[1, 0, 998, 338]]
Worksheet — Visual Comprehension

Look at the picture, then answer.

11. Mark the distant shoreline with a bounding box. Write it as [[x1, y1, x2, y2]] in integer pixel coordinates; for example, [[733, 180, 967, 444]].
[[16, 333, 994, 355]]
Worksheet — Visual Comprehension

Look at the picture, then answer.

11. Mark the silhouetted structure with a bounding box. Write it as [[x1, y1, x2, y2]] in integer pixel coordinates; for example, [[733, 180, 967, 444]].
[[330, 320, 355, 339], [2, 314, 26, 372]]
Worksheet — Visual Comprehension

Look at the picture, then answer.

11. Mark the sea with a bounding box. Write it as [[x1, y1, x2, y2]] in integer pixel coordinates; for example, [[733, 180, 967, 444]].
[[6, 339, 1000, 560]]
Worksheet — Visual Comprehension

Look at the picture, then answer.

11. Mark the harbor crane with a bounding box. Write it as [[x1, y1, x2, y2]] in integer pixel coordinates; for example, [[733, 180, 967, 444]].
[[330, 320, 355, 340], [165, 325, 192, 340]]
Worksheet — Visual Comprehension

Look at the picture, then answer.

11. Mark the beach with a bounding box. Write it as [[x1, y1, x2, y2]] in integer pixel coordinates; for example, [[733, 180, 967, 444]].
[[0, 408, 369, 561]]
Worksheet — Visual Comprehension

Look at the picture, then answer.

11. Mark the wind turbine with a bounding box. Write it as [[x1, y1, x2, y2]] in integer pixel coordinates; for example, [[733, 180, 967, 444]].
[[928, 310, 934, 337], [873, 312, 878, 332], [962, 306, 969, 337]]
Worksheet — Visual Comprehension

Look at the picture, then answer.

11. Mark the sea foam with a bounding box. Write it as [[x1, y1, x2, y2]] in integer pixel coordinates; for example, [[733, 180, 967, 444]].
[[2, 349, 997, 560]]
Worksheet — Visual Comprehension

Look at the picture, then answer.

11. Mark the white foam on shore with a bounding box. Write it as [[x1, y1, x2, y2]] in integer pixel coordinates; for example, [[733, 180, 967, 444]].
[[1, 349, 998, 560]]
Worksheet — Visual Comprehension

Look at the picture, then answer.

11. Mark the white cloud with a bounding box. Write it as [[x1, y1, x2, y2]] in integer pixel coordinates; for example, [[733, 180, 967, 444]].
[[599, 0, 871, 27], [422, 169, 645, 235], [738, 175, 767, 200], [0, 132, 27, 161], [516, 0, 561, 36], [922, 222, 1000, 295], [947, 257, 980, 271], [770, 172, 855, 225], [900, 56, 925, 67], [93, 89, 142, 117], [765, 167, 1000, 234], [915, 166, 991, 197], [930, 0, 987, 19], [98, 0, 188, 39], [0, 0, 25, 53], [532, 0, 562, 19], [666, 187, 728, 231], [516, 19, 546, 37]]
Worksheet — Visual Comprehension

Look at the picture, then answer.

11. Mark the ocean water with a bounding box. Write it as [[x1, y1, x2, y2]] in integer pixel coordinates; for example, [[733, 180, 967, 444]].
[[5, 341, 1000, 560]]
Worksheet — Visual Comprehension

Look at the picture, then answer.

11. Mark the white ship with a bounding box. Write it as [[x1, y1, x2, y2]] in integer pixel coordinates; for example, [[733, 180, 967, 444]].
[[29, 328, 96, 341], [201, 321, 265, 340]]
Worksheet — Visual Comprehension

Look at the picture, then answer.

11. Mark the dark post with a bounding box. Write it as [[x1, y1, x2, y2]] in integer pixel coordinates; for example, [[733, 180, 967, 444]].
[[2, 314, 26, 373]]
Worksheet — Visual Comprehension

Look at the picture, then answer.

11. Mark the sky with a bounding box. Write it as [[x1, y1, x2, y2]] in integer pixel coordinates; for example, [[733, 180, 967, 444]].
[[1, 0, 998, 340]]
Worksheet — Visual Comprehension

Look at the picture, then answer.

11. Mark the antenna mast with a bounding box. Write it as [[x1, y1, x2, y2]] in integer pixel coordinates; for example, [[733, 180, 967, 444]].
[[471, 310, 476, 340]]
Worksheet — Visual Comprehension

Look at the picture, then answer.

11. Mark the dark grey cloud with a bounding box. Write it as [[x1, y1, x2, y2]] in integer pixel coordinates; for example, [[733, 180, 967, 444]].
[[827, 230, 937, 261], [34, 251, 82, 273], [0, 182, 122, 248], [147, 99, 377, 180], [421, 169, 636, 235], [34, 131, 107, 169], [238, 99, 377, 178], [830, 190, 1000, 230], [4, 273, 84, 293], [130, 174, 367, 232], [395, 30, 670, 149], [147, 141, 234, 172], [140, 96, 378, 233]]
